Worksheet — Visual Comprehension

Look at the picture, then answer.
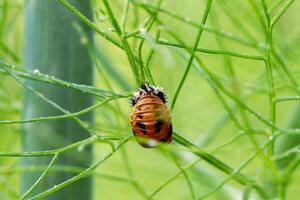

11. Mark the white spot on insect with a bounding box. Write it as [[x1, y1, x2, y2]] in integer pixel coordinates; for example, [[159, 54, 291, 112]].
[[153, 85, 164, 94], [146, 139, 158, 148]]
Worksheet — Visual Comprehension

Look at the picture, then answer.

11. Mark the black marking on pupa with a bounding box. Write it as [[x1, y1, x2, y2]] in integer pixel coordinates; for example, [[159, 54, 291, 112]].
[[137, 114, 143, 119], [130, 96, 137, 107], [160, 124, 172, 142], [154, 120, 164, 134], [157, 90, 166, 103], [130, 83, 167, 106], [136, 121, 147, 134]]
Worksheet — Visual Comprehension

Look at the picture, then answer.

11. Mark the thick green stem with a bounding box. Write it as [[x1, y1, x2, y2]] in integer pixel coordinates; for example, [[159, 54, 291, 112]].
[[276, 106, 300, 168], [21, 0, 94, 199], [264, 106, 300, 199]]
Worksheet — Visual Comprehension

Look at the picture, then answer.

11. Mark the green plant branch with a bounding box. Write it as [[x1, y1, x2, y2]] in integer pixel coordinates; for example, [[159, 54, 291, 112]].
[[28, 136, 131, 200], [115, 31, 266, 60], [155, 38, 265, 61], [1, 165, 132, 183], [167, 28, 277, 130], [247, 0, 267, 32], [0, 97, 118, 124], [143, 30, 160, 85], [161, 11, 275, 172], [121, 0, 129, 32], [219, 0, 258, 43], [58, 0, 122, 49], [272, 144, 300, 161], [152, 130, 271, 199], [271, 0, 295, 27], [148, 158, 201, 199], [136, 0, 162, 85], [272, 49, 298, 90], [270, 0, 286, 13], [130, 0, 298, 93], [170, 0, 213, 111], [93, 44, 149, 199], [139, 3, 279, 132], [173, 48, 245, 135], [120, 148, 149, 199], [269, 4, 300, 193], [275, 96, 300, 103], [20, 154, 59, 200], [130, 0, 259, 49], [167, 152, 196, 200], [131, 4, 284, 137], [0, 62, 128, 99], [0, 133, 127, 157], [3, 66, 103, 138], [173, 132, 254, 186], [103, 0, 141, 85], [261, 0, 276, 157], [197, 140, 271, 199], [60, 0, 295, 93], [0, 40, 20, 62], [210, 10, 263, 159], [57, 0, 142, 66], [0, 136, 98, 157]]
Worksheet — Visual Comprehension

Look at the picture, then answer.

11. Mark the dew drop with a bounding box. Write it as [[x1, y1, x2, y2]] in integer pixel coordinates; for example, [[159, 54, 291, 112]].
[[159, 25, 165, 30], [226, 32, 233, 37], [258, 42, 266, 49], [80, 37, 88, 45], [139, 27, 147, 35], [268, 135, 273, 140], [99, 15, 108, 21], [77, 145, 84, 152], [294, 128, 300, 132], [33, 69, 40, 74]]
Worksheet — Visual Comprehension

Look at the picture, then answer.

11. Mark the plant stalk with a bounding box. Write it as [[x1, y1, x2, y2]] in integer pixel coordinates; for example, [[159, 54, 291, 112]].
[[21, 0, 94, 199]]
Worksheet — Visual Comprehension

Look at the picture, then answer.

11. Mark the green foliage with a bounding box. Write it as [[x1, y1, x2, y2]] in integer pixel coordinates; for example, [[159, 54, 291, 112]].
[[0, 0, 300, 199]]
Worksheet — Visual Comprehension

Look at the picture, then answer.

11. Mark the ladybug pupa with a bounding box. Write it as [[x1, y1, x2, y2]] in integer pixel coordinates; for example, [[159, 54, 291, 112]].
[[130, 83, 172, 148]]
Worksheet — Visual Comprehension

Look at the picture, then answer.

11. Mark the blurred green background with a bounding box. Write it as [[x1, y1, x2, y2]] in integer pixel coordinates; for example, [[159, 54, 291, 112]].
[[0, 0, 300, 199]]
